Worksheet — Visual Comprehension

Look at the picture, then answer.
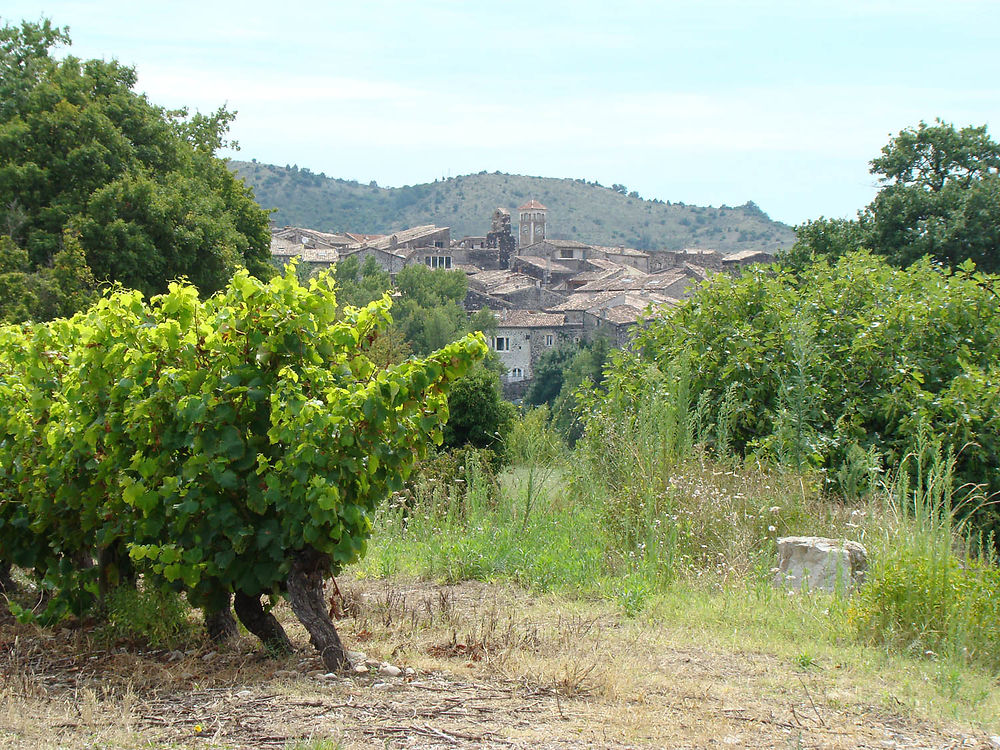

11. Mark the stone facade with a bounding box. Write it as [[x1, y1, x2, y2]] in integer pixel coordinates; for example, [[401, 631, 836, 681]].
[[518, 200, 547, 247], [268, 204, 777, 400], [490, 310, 570, 394]]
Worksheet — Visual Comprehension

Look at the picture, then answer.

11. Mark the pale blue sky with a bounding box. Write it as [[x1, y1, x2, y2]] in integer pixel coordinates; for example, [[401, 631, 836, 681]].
[[5, 1, 999, 226]]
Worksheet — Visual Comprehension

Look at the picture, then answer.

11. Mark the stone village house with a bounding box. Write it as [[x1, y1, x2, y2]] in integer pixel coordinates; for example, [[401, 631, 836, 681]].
[[270, 199, 774, 398]]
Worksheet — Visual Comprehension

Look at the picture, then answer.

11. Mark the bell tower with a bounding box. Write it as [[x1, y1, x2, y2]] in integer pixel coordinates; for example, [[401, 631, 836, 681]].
[[518, 200, 547, 248]]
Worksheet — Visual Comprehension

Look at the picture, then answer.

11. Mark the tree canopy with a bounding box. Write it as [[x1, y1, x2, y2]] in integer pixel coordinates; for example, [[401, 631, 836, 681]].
[[786, 120, 1000, 272], [0, 18, 273, 321]]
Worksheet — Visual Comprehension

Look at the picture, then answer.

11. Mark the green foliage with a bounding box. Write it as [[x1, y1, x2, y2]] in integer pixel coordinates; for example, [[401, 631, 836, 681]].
[[505, 406, 565, 527], [789, 120, 1000, 272], [849, 447, 1000, 670], [525, 337, 610, 444], [332, 255, 391, 308], [332, 259, 510, 455], [0, 19, 272, 316], [232, 162, 794, 254], [604, 251, 1000, 525], [97, 584, 199, 649], [0, 264, 486, 619], [441, 364, 515, 453]]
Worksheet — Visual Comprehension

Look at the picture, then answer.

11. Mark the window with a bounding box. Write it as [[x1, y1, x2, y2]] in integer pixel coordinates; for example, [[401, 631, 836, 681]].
[[545, 334, 554, 347], [427, 255, 452, 269], [511, 367, 523, 380], [560, 248, 573, 258], [494, 336, 510, 352], [434, 240, 444, 248]]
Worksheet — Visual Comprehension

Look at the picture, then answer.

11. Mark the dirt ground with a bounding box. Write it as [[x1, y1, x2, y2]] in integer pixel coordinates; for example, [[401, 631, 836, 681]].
[[1, 577, 996, 749]]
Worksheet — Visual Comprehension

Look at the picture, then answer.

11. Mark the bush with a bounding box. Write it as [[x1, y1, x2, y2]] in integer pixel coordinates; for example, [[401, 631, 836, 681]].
[[97, 585, 199, 650], [604, 251, 1000, 536]]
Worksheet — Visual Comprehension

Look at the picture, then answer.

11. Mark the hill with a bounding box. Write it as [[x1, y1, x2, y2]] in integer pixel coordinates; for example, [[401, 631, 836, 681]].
[[231, 161, 795, 253]]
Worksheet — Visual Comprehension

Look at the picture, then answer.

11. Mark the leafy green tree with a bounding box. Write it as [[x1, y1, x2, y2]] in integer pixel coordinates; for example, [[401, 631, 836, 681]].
[[524, 342, 579, 408], [526, 337, 610, 443], [0, 231, 96, 322], [332, 255, 391, 308], [781, 216, 868, 271], [788, 120, 1000, 272], [441, 363, 515, 453], [0, 19, 272, 312]]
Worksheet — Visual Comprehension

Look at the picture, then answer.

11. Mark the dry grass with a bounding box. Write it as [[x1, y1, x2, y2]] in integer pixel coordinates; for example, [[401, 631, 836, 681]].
[[1, 576, 997, 749]]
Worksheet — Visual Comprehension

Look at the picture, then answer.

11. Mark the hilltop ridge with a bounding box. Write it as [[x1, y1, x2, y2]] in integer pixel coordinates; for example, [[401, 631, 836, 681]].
[[231, 161, 795, 254]]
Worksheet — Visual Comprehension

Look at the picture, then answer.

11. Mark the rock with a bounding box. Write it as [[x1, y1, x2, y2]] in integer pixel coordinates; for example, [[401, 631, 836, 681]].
[[201, 651, 218, 662], [989, 736, 1000, 750], [353, 663, 369, 675], [273, 669, 297, 678], [167, 650, 185, 662], [321, 672, 338, 680], [404, 667, 416, 676], [364, 658, 380, 669], [307, 669, 325, 678], [773, 536, 867, 593], [235, 689, 252, 697], [378, 664, 402, 677], [346, 650, 367, 666]]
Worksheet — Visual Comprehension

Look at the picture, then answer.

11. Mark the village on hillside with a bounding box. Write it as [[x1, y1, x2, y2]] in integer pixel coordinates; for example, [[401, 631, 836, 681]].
[[270, 202, 776, 397]]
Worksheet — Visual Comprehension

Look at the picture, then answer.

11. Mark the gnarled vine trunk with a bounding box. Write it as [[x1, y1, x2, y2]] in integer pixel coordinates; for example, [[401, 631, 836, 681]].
[[286, 549, 348, 672], [233, 591, 293, 655], [204, 595, 239, 643], [0, 561, 16, 596]]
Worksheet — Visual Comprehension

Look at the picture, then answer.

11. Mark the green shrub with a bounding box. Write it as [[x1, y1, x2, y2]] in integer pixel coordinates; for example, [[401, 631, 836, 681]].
[[602, 251, 1000, 536], [97, 585, 199, 650]]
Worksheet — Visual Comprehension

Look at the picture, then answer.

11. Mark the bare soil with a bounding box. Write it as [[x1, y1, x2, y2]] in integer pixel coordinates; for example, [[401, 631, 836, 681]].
[[1, 577, 996, 749]]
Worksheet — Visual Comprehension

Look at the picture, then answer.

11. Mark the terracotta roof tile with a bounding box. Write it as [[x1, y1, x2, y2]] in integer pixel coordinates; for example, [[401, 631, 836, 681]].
[[517, 200, 547, 210], [495, 310, 564, 328]]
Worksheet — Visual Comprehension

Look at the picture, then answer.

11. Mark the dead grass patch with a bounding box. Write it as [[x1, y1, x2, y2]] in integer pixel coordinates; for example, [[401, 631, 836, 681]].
[[0, 575, 996, 749]]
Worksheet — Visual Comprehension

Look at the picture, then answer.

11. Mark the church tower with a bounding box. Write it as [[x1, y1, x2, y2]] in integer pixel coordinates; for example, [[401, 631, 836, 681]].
[[518, 200, 547, 248]]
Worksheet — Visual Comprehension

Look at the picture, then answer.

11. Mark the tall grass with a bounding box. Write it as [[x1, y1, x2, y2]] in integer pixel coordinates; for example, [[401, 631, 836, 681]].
[[848, 434, 1000, 669], [360, 446, 609, 593], [361, 398, 1000, 673]]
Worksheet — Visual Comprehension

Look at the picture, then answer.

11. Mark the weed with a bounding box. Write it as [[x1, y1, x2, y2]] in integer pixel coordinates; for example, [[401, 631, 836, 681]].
[[793, 652, 817, 671], [95, 584, 199, 650]]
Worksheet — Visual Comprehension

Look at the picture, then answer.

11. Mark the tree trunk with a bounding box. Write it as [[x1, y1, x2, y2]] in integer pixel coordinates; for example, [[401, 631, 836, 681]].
[[233, 591, 293, 655], [0, 561, 16, 596], [286, 550, 348, 672], [97, 543, 136, 605], [204, 596, 239, 643]]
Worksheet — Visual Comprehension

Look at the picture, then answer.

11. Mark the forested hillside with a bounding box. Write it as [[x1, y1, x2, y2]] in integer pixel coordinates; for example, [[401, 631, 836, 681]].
[[231, 161, 795, 253]]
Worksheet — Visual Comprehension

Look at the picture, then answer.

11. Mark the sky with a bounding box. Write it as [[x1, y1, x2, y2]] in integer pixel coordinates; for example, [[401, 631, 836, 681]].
[[5, 1, 1000, 226]]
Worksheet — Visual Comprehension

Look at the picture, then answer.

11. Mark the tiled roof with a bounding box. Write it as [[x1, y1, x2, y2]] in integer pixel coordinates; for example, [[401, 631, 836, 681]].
[[344, 232, 385, 244], [545, 291, 623, 312], [518, 200, 547, 211], [591, 244, 649, 258], [366, 225, 448, 251], [575, 270, 691, 293], [569, 263, 647, 285], [495, 310, 565, 328], [724, 249, 776, 262], [596, 305, 645, 325], [512, 256, 577, 274], [468, 270, 538, 295]]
